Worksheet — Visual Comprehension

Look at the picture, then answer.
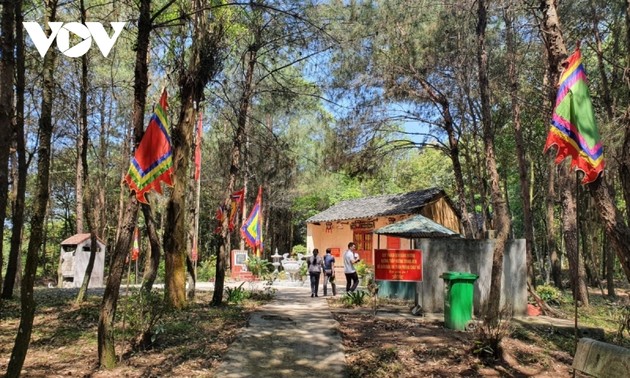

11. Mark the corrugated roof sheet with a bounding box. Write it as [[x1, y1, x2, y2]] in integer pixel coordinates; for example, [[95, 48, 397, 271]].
[[61, 233, 105, 245], [374, 214, 460, 238], [306, 187, 446, 223]]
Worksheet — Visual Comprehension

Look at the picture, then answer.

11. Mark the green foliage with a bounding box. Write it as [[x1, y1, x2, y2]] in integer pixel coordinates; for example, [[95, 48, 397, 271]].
[[245, 255, 272, 278], [355, 260, 370, 280], [157, 260, 166, 283], [122, 289, 166, 350], [225, 282, 248, 304], [535, 284, 561, 304], [292, 245, 307, 255], [342, 290, 369, 306], [197, 256, 217, 281]]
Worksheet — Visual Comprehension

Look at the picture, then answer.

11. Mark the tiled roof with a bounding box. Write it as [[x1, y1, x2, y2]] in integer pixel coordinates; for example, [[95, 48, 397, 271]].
[[306, 187, 450, 223], [374, 214, 460, 238], [61, 233, 104, 245]]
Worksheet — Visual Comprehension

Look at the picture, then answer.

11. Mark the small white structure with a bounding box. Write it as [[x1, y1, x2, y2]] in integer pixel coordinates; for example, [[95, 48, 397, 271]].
[[59, 233, 106, 288]]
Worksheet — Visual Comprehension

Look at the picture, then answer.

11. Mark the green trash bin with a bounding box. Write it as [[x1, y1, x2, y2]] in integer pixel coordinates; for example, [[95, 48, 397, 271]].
[[441, 271, 479, 330]]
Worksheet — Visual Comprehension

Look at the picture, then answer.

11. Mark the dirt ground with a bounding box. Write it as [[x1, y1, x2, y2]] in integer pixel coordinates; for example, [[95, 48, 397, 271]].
[[1, 286, 627, 377], [334, 310, 573, 377]]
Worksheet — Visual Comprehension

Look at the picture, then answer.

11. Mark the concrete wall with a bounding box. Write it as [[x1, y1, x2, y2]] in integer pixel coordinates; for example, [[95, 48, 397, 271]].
[[60, 240, 106, 288], [378, 238, 527, 316]]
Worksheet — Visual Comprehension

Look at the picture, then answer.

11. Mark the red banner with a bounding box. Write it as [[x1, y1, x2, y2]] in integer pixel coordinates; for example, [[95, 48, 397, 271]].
[[374, 249, 422, 282]]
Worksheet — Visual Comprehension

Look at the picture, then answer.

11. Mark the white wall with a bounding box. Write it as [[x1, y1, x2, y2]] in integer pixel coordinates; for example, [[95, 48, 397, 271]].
[[61, 240, 106, 288]]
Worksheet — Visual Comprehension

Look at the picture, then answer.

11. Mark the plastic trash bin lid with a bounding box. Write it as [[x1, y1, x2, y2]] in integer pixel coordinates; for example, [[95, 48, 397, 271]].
[[440, 271, 479, 280]]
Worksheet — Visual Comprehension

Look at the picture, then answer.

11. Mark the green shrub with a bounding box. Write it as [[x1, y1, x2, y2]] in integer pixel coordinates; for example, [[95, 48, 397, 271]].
[[342, 290, 369, 306], [197, 256, 217, 281], [536, 284, 561, 304], [225, 282, 248, 304], [292, 244, 307, 256], [246, 255, 272, 278]]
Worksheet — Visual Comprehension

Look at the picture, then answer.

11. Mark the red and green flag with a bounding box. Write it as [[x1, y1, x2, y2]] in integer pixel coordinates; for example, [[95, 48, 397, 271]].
[[544, 47, 604, 184], [241, 186, 263, 251], [228, 188, 244, 231], [124, 90, 173, 203], [131, 227, 140, 261]]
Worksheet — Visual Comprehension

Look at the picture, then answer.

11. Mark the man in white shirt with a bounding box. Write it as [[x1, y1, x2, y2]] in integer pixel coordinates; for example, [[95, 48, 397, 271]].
[[343, 242, 361, 292]]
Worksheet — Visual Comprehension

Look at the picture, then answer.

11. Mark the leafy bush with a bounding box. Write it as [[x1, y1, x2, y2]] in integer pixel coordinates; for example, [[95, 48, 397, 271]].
[[536, 284, 561, 304], [122, 289, 166, 350], [292, 244, 307, 256], [197, 256, 217, 281], [225, 282, 248, 304], [246, 255, 272, 278], [342, 290, 369, 306]]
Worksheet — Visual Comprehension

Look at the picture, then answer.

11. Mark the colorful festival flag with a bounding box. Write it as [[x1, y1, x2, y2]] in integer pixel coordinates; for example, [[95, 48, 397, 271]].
[[241, 186, 263, 251], [131, 227, 140, 261], [124, 90, 173, 203], [228, 188, 245, 231], [194, 112, 202, 182], [214, 205, 224, 234], [543, 47, 604, 184]]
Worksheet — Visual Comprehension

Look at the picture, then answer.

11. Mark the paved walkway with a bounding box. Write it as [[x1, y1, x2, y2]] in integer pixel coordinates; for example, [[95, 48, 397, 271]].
[[216, 284, 346, 378]]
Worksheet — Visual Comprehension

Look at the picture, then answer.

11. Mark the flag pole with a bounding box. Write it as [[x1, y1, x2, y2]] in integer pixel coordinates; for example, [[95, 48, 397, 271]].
[[574, 170, 579, 350]]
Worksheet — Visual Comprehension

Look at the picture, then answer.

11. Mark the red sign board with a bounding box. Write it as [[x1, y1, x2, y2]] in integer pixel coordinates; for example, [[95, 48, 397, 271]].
[[374, 249, 422, 282]]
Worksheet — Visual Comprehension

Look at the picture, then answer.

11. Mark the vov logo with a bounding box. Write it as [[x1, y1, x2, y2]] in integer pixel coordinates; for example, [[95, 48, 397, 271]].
[[23, 22, 127, 58]]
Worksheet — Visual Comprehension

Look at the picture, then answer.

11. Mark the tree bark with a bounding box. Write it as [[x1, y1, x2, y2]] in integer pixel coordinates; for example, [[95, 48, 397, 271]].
[[164, 0, 225, 307], [212, 11, 259, 304], [98, 0, 152, 367], [2, 0, 25, 299], [505, 5, 535, 287], [588, 177, 630, 283], [559, 165, 589, 305], [6, 1, 56, 375], [619, 0, 630, 228], [477, 0, 511, 323], [141, 200, 161, 293], [0, 0, 17, 296]]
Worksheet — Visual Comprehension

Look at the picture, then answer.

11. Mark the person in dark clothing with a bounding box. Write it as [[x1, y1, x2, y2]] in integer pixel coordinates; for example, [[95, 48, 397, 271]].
[[307, 248, 323, 297], [322, 248, 337, 296]]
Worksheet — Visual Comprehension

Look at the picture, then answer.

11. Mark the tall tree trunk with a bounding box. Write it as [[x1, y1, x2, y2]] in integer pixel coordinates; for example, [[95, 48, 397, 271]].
[[477, 0, 511, 322], [2, 0, 25, 299], [619, 0, 630, 226], [588, 177, 630, 283], [540, 0, 630, 285], [559, 166, 589, 305], [6, 1, 57, 375], [98, 0, 153, 367], [505, 5, 535, 287], [76, 0, 96, 303], [141, 199, 162, 293], [212, 14, 259, 304], [539, 0, 590, 304], [0, 0, 17, 296], [164, 3, 201, 310]]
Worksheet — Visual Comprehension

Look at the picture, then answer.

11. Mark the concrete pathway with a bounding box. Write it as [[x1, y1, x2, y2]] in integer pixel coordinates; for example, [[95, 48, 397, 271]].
[[216, 284, 346, 378]]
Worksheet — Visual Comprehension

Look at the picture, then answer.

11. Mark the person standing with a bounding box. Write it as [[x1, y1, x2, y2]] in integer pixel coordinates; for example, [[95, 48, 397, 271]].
[[307, 248, 323, 297], [344, 242, 361, 292], [322, 248, 337, 296]]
